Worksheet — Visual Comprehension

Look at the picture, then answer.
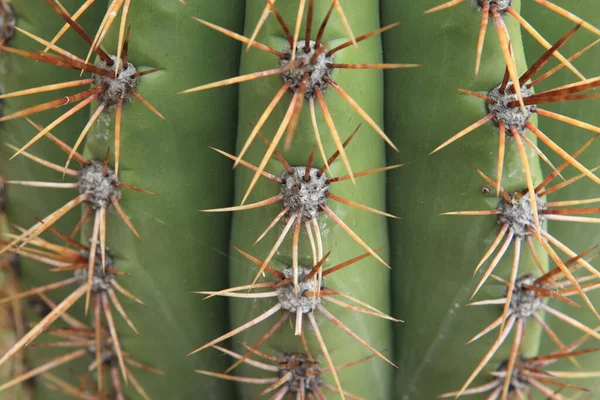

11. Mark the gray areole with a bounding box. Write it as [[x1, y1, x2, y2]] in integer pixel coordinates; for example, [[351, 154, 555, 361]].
[[280, 40, 334, 98], [497, 192, 546, 237], [280, 167, 329, 222], [94, 55, 139, 109], [78, 160, 121, 210], [277, 267, 322, 314], [278, 352, 322, 393], [508, 274, 543, 318], [488, 84, 534, 134]]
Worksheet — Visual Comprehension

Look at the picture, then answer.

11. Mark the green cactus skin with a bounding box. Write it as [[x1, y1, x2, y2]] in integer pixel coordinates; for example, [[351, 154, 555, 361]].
[[522, 0, 600, 395], [76, 0, 244, 398], [0, 1, 105, 398], [215, 1, 393, 398], [381, 1, 550, 398]]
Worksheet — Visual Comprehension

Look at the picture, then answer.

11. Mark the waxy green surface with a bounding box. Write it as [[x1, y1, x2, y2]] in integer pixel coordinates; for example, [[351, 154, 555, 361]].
[[382, 1, 548, 398], [81, 0, 243, 398], [223, 1, 392, 398]]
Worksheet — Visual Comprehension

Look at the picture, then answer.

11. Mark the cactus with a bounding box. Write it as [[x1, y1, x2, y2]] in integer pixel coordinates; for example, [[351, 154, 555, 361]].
[[1, 1, 600, 399]]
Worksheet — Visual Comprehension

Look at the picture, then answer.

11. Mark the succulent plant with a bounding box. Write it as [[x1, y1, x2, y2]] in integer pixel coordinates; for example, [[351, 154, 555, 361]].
[[1, 1, 600, 399]]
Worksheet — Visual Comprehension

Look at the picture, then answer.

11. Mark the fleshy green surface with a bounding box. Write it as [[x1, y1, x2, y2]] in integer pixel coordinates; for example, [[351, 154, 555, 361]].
[[0, 1, 105, 398], [80, 0, 243, 398], [222, 1, 392, 398], [381, 1, 548, 398], [522, 0, 600, 395]]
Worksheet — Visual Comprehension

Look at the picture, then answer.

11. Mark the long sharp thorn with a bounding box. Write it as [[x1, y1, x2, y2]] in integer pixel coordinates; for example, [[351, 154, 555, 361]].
[[430, 114, 494, 154], [15, 26, 83, 62], [114, 99, 123, 177], [536, 108, 600, 135], [9, 94, 99, 160], [224, 313, 289, 373], [115, 0, 131, 76], [512, 129, 541, 238], [94, 295, 103, 391], [513, 16, 584, 82], [25, 118, 88, 165], [194, 369, 277, 384], [111, 281, 145, 305], [321, 205, 389, 268], [0, 284, 86, 368], [179, 67, 284, 95], [327, 193, 399, 219], [254, 208, 289, 245], [322, 246, 386, 278], [0, 348, 87, 392], [292, 209, 303, 292], [0, 79, 95, 100], [129, 89, 165, 120], [527, 122, 600, 185], [542, 304, 600, 340], [4, 143, 78, 176], [330, 63, 421, 69], [241, 92, 298, 205], [535, 134, 599, 193], [85, 210, 101, 314], [315, 89, 354, 182], [333, 0, 357, 50], [532, 0, 600, 36], [201, 195, 282, 213], [500, 238, 521, 334], [456, 316, 516, 397], [531, 39, 600, 87], [211, 147, 282, 183], [188, 304, 281, 356], [44, 0, 95, 52], [319, 124, 360, 176], [537, 231, 600, 319], [235, 83, 290, 168], [327, 21, 402, 56], [467, 316, 503, 344], [99, 207, 107, 273], [475, 1, 489, 77], [102, 292, 128, 383], [318, 305, 396, 368], [194, 15, 282, 57], [497, 122, 506, 196], [516, 20, 582, 86], [424, 0, 465, 14], [520, 132, 562, 180], [315, 0, 336, 49], [308, 312, 345, 400], [0, 85, 100, 123], [250, 217, 295, 287], [107, 289, 138, 334], [491, 9, 525, 112], [501, 319, 524, 400], [66, 103, 106, 174], [84, 0, 124, 65], [111, 197, 142, 240], [0, 193, 88, 257], [285, 75, 308, 150], [246, 0, 277, 50], [472, 230, 515, 298], [326, 79, 397, 151], [291, 0, 306, 61], [0, 277, 79, 305], [304, 0, 313, 52], [309, 97, 331, 176]]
